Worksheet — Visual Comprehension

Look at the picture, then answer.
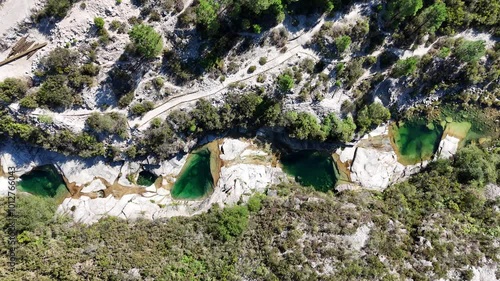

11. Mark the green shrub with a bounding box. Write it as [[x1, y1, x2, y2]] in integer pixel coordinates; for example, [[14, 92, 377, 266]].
[[94, 17, 105, 30], [118, 91, 135, 108], [210, 205, 249, 241], [36, 75, 74, 109], [335, 35, 352, 54], [247, 65, 256, 74], [15, 195, 58, 232], [392, 56, 418, 77], [277, 74, 294, 92], [129, 24, 163, 58], [455, 40, 486, 63], [40, 0, 72, 19], [259, 57, 267, 65], [19, 95, 38, 109], [0, 78, 28, 103], [130, 101, 155, 116], [86, 112, 129, 138]]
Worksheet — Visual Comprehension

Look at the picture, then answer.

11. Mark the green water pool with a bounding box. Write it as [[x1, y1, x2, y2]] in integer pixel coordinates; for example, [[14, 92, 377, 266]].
[[171, 148, 214, 200], [137, 170, 158, 186], [17, 165, 69, 199], [392, 121, 443, 164], [280, 150, 338, 192]]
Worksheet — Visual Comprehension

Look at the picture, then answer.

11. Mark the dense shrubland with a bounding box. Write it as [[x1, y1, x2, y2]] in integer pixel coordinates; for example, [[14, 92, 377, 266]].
[[0, 144, 498, 280]]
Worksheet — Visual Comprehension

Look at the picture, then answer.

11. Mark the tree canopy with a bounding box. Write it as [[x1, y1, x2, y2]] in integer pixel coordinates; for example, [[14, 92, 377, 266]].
[[129, 24, 163, 58]]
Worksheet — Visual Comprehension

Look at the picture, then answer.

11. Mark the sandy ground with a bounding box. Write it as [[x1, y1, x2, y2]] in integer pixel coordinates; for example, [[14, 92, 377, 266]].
[[0, 0, 37, 36]]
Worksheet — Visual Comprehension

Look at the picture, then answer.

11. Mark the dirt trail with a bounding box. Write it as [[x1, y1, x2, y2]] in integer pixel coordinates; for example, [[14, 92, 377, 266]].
[[129, 17, 326, 130]]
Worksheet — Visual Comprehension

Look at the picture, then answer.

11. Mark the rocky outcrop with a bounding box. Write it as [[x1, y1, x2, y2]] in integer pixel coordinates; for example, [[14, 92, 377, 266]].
[[436, 135, 460, 160], [336, 125, 424, 192]]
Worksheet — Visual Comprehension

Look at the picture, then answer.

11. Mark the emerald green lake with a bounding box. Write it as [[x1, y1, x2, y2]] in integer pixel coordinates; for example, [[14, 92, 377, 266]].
[[171, 148, 214, 200], [137, 171, 158, 186], [17, 165, 68, 198], [281, 150, 338, 192], [392, 121, 443, 164]]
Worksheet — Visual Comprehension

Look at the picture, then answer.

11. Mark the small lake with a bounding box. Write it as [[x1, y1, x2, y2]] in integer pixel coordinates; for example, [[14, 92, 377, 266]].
[[171, 147, 215, 200], [391, 121, 443, 165], [280, 150, 339, 192], [137, 170, 158, 187], [17, 165, 69, 199]]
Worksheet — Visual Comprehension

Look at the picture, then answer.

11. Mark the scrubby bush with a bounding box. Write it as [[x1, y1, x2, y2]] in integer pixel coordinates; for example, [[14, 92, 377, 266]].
[[0, 78, 28, 104], [356, 102, 391, 133], [36, 75, 74, 109], [94, 17, 105, 30], [247, 65, 256, 74], [455, 40, 486, 63], [130, 101, 155, 116], [209, 205, 249, 242], [392, 56, 418, 77], [335, 35, 352, 54], [86, 112, 129, 138], [259, 57, 267, 65], [38, 0, 73, 19]]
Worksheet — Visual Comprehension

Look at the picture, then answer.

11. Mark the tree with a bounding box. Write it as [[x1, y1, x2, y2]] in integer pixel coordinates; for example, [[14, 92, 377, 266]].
[[129, 24, 163, 58], [410, 2, 447, 36], [277, 74, 294, 92], [356, 102, 391, 133], [455, 40, 486, 63], [196, 0, 220, 35], [335, 35, 352, 54], [392, 56, 418, 77], [385, 0, 423, 25], [285, 111, 323, 140]]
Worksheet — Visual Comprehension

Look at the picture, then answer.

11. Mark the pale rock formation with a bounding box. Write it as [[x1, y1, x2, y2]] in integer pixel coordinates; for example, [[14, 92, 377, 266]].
[[81, 179, 107, 193], [437, 135, 460, 160], [342, 222, 373, 252], [220, 139, 249, 161], [350, 147, 406, 191]]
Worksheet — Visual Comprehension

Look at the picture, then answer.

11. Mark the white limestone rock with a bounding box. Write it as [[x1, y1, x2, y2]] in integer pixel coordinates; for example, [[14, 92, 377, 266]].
[[80, 179, 106, 193], [220, 139, 249, 161], [437, 135, 460, 160], [350, 147, 406, 191]]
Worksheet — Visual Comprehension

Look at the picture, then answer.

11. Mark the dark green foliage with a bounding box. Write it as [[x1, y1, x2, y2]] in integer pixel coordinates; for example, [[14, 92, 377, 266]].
[[455, 40, 486, 63], [277, 73, 294, 92], [39, 47, 79, 75], [392, 56, 419, 77], [209, 205, 249, 241], [284, 111, 324, 140], [86, 112, 129, 139], [130, 100, 155, 116], [338, 58, 364, 88], [453, 145, 498, 185], [196, 0, 220, 35], [128, 24, 163, 58], [335, 35, 352, 54], [356, 102, 391, 133], [0, 78, 28, 104], [14, 195, 58, 233], [35, 48, 98, 109], [38, 0, 73, 19], [94, 17, 105, 30], [384, 0, 423, 25], [36, 75, 74, 109]]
